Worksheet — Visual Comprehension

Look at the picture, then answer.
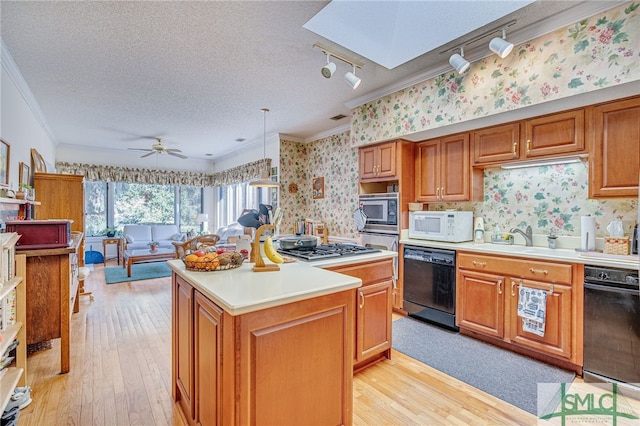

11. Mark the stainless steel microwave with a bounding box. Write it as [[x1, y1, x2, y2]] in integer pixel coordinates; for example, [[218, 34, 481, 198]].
[[358, 193, 399, 234]]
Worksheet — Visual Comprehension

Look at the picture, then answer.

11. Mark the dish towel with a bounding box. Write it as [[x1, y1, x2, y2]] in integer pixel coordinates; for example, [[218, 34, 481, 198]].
[[517, 286, 547, 337], [353, 207, 367, 231]]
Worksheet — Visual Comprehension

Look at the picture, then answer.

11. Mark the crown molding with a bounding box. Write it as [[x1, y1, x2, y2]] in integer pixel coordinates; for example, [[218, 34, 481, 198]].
[[346, 1, 622, 109], [1, 38, 58, 144], [304, 123, 351, 143]]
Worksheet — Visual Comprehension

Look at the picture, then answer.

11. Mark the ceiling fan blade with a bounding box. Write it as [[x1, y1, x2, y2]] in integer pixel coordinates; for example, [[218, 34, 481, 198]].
[[168, 151, 188, 159], [128, 148, 153, 152], [140, 151, 156, 158], [166, 148, 183, 153]]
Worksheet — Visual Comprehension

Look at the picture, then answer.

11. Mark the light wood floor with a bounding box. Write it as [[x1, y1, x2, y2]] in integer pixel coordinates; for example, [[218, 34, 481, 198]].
[[18, 260, 540, 425]]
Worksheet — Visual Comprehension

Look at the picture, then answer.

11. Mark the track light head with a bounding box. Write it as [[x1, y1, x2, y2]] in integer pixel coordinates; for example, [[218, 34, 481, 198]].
[[489, 28, 514, 58], [321, 53, 336, 78], [344, 65, 361, 89], [449, 47, 470, 74]]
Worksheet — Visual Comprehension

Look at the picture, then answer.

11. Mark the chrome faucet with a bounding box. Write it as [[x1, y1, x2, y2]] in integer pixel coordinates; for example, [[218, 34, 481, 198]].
[[510, 225, 533, 246]]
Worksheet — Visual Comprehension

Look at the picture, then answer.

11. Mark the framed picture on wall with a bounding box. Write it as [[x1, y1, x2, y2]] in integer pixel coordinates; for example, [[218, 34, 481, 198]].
[[0, 139, 10, 188], [312, 177, 324, 199], [30, 148, 47, 173], [19, 162, 30, 187]]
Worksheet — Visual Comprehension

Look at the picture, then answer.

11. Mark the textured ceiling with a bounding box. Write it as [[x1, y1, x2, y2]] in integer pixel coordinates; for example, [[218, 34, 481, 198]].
[[0, 1, 611, 162]]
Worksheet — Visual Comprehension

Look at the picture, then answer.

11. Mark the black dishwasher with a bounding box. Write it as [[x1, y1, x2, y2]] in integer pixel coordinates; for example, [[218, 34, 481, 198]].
[[583, 265, 639, 387], [403, 246, 458, 331]]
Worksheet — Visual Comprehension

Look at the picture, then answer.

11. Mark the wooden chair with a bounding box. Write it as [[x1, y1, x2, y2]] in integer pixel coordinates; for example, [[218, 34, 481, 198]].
[[173, 234, 221, 258]]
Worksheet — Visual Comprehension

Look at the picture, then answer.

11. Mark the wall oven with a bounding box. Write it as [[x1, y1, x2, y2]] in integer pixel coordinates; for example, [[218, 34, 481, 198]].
[[358, 193, 398, 234]]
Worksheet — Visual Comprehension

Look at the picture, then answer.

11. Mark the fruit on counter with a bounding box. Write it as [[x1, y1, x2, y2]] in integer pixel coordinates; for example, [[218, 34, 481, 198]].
[[264, 236, 284, 264]]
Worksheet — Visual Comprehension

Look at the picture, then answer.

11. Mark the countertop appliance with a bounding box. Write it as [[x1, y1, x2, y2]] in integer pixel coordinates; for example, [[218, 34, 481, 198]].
[[583, 265, 639, 387], [278, 243, 380, 261], [358, 193, 398, 234], [409, 210, 473, 242], [403, 246, 458, 331]]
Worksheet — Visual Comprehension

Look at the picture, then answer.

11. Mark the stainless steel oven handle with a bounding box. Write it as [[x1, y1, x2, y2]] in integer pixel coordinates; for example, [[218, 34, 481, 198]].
[[584, 282, 639, 296]]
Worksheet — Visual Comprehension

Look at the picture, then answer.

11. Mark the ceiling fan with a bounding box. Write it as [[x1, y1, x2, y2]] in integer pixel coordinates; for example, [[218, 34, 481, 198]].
[[127, 137, 188, 159]]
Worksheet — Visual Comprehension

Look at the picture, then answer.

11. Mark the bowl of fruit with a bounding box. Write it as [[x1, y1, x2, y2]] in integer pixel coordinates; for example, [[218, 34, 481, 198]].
[[182, 247, 244, 271]]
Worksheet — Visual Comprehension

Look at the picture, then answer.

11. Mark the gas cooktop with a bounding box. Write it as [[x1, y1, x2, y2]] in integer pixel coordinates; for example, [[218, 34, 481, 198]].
[[278, 243, 380, 261]]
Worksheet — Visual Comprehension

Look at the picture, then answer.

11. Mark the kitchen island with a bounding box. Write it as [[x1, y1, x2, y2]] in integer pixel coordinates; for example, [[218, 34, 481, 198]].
[[168, 258, 364, 426]]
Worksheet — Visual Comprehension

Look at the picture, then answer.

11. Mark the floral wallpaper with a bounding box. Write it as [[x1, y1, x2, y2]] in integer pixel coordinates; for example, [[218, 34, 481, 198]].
[[275, 3, 638, 241], [279, 132, 360, 239], [432, 163, 638, 238], [351, 2, 639, 144]]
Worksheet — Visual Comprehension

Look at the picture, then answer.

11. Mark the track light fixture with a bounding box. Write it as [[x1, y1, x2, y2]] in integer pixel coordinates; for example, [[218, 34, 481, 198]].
[[321, 53, 336, 78], [314, 43, 363, 89], [449, 47, 470, 74], [489, 28, 514, 59], [344, 64, 361, 89]]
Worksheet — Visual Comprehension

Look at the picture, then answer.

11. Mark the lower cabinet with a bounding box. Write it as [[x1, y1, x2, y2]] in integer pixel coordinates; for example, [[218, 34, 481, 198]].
[[325, 258, 393, 370], [173, 273, 355, 426], [456, 252, 581, 371]]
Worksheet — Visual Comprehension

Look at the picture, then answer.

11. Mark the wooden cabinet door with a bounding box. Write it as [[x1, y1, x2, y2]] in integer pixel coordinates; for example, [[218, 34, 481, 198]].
[[589, 96, 640, 198], [523, 109, 585, 158], [441, 133, 470, 201], [174, 276, 194, 421], [507, 279, 572, 360], [415, 139, 440, 201], [194, 291, 223, 426], [359, 146, 377, 180], [376, 142, 397, 178], [472, 123, 520, 165], [456, 270, 505, 339], [356, 280, 392, 363]]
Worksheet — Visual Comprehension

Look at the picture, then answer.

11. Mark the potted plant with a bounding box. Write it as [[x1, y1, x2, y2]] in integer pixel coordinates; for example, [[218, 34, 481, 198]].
[[102, 227, 118, 237], [16, 183, 32, 200], [148, 241, 159, 252]]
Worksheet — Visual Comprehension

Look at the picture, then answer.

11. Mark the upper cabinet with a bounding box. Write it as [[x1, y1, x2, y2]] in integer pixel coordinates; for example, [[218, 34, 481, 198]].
[[359, 140, 398, 181], [472, 109, 585, 167], [588, 96, 640, 198], [415, 133, 483, 202]]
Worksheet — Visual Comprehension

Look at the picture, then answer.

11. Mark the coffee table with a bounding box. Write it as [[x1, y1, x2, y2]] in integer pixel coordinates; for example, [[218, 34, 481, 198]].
[[123, 248, 176, 277]]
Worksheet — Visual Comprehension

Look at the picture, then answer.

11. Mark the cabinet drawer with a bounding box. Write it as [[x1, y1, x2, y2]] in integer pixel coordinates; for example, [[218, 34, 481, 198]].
[[458, 252, 572, 285], [326, 259, 393, 286]]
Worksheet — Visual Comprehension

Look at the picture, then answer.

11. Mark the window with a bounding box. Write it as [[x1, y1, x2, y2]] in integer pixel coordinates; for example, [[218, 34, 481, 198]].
[[215, 181, 272, 231], [83, 181, 202, 236]]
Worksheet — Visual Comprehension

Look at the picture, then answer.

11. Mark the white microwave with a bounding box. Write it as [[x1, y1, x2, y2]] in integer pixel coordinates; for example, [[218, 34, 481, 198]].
[[409, 211, 474, 242]]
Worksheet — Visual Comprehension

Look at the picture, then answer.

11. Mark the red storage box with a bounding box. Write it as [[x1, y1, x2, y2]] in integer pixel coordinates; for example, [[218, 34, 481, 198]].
[[6, 220, 72, 250]]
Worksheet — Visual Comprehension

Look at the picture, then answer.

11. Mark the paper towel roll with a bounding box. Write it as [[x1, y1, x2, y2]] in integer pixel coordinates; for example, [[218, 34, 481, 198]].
[[581, 215, 596, 251]]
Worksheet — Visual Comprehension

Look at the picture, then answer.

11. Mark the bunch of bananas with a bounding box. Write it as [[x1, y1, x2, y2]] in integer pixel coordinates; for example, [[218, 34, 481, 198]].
[[264, 236, 284, 264]]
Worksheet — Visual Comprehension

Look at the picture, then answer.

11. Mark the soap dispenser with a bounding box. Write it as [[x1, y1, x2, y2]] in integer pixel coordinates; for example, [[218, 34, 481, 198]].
[[474, 217, 485, 243]]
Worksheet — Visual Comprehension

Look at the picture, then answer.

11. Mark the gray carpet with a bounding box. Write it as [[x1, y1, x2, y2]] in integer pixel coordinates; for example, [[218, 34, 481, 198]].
[[392, 316, 575, 415]]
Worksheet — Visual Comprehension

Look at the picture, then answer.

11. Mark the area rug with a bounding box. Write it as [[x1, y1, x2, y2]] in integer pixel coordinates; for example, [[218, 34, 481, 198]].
[[104, 263, 171, 284], [392, 316, 575, 415]]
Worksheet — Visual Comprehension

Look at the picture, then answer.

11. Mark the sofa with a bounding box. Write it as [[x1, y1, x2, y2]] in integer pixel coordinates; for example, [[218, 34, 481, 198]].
[[122, 224, 185, 250]]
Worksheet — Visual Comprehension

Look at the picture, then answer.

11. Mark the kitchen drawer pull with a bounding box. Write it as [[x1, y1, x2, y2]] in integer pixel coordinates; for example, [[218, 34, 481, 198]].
[[436, 187, 440, 199], [512, 142, 517, 156], [441, 187, 445, 199], [359, 292, 365, 309], [526, 139, 531, 154], [497, 279, 503, 295], [511, 280, 516, 296], [529, 267, 549, 275], [472, 260, 487, 266]]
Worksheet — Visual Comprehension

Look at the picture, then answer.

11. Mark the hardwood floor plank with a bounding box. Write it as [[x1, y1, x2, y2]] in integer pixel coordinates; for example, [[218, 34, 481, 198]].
[[17, 261, 561, 425]]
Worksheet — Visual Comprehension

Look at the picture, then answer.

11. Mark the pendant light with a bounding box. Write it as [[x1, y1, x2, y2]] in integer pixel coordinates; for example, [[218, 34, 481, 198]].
[[249, 108, 279, 188]]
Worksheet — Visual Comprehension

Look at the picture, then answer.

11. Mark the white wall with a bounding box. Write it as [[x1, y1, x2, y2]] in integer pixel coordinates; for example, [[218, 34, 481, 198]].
[[1, 46, 57, 189], [212, 133, 280, 172]]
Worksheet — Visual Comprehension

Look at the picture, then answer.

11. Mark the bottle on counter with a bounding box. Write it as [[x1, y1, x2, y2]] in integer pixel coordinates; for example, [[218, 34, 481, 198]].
[[492, 224, 500, 241]]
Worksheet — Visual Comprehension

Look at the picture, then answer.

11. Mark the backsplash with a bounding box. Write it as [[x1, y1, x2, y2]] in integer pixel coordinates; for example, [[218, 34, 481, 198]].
[[431, 162, 638, 237]]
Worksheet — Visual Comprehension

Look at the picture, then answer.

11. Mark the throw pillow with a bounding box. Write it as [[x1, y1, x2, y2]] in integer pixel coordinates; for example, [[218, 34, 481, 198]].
[[172, 232, 186, 241], [125, 234, 135, 244]]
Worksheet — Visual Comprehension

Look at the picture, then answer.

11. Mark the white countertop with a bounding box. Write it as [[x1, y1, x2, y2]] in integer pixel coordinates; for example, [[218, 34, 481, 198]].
[[400, 237, 639, 270], [167, 250, 398, 316]]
